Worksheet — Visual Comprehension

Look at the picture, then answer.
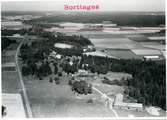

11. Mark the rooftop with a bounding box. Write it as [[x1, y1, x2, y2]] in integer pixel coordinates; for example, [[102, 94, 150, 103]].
[[114, 93, 143, 108]]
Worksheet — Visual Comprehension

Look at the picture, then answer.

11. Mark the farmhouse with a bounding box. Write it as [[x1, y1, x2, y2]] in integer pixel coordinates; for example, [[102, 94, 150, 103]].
[[114, 93, 143, 112]]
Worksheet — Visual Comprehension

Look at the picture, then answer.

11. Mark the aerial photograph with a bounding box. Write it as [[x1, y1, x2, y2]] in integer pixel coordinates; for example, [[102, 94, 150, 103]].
[[1, 0, 166, 118]]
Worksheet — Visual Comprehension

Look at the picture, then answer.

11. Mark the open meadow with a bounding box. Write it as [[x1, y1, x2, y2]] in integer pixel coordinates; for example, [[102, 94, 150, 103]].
[[23, 74, 116, 117]]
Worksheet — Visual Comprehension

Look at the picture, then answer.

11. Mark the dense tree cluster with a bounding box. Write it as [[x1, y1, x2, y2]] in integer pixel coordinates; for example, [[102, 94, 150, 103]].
[[23, 21, 60, 28], [52, 35, 93, 56], [90, 65, 108, 74], [20, 43, 52, 79], [19, 44, 34, 62], [57, 35, 93, 47], [54, 77, 60, 84], [61, 62, 78, 74], [27, 30, 93, 56], [28, 29, 93, 49], [54, 47, 83, 56], [22, 60, 52, 80], [19, 32, 92, 78], [80, 55, 112, 74], [2, 29, 27, 36], [120, 60, 166, 110], [2, 37, 16, 51], [70, 80, 92, 95]]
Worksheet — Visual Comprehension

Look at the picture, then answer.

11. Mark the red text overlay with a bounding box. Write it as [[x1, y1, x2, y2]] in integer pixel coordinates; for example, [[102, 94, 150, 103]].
[[64, 4, 100, 11]]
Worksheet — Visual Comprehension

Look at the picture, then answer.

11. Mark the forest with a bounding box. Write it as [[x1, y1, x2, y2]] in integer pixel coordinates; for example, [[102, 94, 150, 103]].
[[19, 32, 93, 79]]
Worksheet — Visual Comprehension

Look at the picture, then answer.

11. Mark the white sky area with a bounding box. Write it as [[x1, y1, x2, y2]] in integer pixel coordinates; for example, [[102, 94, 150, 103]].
[[1, 0, 165, 12]]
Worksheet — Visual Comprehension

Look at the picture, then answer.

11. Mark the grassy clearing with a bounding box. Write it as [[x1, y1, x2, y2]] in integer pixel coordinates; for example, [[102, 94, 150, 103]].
[[30, 98, 116, 117], [24, 75, 116, 117]]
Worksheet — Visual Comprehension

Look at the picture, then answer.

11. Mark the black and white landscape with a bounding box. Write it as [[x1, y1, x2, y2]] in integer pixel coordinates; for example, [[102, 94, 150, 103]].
[[1, 0, 166, 118]]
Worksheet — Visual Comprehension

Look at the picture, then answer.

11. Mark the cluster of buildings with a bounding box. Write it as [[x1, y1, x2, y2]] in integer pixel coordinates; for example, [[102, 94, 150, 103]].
[[113, 93, 143, 112]]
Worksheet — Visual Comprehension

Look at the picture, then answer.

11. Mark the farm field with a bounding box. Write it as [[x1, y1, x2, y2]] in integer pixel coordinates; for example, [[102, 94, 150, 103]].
[[2, 71, 20, 93], [89, 38, 142, 49], [139, 42, 165, 50], [105, 49, 141, 59], [50, 26, 165, 60], [131, 49, 162, 55], [2, 43, 21, 94]]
